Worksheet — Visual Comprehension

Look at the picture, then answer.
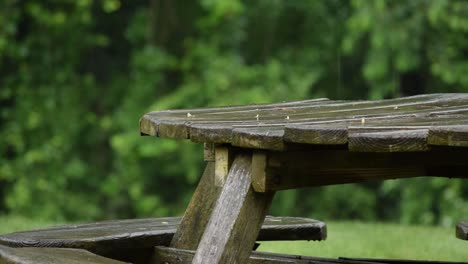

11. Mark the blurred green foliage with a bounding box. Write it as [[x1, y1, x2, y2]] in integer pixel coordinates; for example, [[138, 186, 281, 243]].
[[1, 0, 467, 225]]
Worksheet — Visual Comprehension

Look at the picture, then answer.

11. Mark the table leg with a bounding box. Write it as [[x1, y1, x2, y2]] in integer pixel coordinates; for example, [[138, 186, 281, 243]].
[[192, 153, 275, 264]]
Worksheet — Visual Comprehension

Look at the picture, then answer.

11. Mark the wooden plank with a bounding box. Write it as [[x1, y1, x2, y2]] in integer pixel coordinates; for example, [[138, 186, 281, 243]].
[[456, 221, 468, 240], [254, 216, 326, 241], [258, 167, 424, 191], [153, 95, 465, 130], [192, 154, 275, 264], [169, 162, 220, 250], [284, 125, 348, 145], [0, 216, 326, 249], [348, 129, 429, 152], [140, 116, 158, 136], [190, 124, 233, 143], [251, 149, 468, 192], [283, 114, 468, 145], [0, 217, 179, 250], [147, 93, 460, 123], [154, 246, 388, 264], [428, 125, 468, 147], [0, 245, 128, 264], [141, 94, 468, 150], [232, 127, 285, 150]]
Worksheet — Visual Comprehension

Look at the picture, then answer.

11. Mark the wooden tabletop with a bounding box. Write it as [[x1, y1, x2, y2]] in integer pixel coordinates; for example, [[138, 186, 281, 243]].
[[140, 93, 468, 151]]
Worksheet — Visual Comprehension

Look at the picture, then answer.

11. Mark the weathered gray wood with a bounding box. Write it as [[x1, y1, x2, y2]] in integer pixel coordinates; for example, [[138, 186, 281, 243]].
[[0, 217, 179, 251], [141, 94, 468, 151], [456, 221, 468, 240], [0, 214, 325, 253], [0, 245, 128, 264], [251, 149, 468, 192], [232, 127, 285, 150], [154, 246, 400, 264], [0, 215, 325, 263], [428, 125, 468, 147], [284, 125, 348, 145], [348, 129, 429, 152], [192, 154, 275, 264], [254, 216, 326, 241]]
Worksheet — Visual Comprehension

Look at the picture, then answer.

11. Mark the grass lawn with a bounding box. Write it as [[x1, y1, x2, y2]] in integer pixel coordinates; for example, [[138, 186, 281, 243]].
[[259, 221, 468, 262], [0, 216, 466, 261]]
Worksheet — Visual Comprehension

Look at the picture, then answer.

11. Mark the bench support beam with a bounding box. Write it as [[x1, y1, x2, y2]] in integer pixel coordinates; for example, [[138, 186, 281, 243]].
[[193, 153, 274, 264], [252, 149, 468, 192]]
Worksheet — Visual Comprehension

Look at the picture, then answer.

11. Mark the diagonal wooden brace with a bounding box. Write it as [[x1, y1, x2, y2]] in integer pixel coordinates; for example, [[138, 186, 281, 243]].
[[192, 153, 274, 264]]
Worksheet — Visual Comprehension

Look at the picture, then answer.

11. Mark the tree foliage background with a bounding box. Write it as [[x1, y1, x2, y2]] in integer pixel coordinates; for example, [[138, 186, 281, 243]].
[[1, 0, 467, 225]]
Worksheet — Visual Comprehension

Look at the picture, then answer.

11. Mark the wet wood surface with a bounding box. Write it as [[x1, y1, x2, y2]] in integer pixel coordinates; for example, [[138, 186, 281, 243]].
[[456, 221, 468, 240], [0, 245, 128, 264], [141, 94, 468, 151]]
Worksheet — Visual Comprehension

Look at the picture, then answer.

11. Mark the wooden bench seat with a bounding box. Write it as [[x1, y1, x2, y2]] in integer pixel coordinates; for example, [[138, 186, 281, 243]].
[[0, 216, 325, 263], [0, 245, 128, 264], [456, 221, 467, 240]]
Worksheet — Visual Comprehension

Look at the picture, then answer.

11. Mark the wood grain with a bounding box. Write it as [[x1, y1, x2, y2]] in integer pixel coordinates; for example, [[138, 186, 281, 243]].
[[141, 94, 468, 152], [428, 125, 468, 147], [0, 215, 326, 250], [348, 129, 429, 152], [192, 154, 274, 264], [0, 245, 128, 264], [251, 149, 468, 191], [0, 214, 325, 263]]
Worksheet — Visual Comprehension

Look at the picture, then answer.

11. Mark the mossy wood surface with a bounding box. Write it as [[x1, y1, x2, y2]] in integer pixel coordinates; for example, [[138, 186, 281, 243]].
[[141, 94, 468, 151]]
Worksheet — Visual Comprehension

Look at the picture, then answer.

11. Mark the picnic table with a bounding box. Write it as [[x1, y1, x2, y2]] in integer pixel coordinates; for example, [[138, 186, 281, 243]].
[[139, 93, 468, 263], [0, 93, 467, 264]]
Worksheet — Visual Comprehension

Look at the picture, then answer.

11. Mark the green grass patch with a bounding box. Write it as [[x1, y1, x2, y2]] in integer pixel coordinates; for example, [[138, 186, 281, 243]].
[[259, 221, 467, 261]]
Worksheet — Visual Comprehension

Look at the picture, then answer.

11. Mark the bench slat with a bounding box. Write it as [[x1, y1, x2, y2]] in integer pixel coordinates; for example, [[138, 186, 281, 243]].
[[0, 216, 326, 252], [0, 245, 128, 264]]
